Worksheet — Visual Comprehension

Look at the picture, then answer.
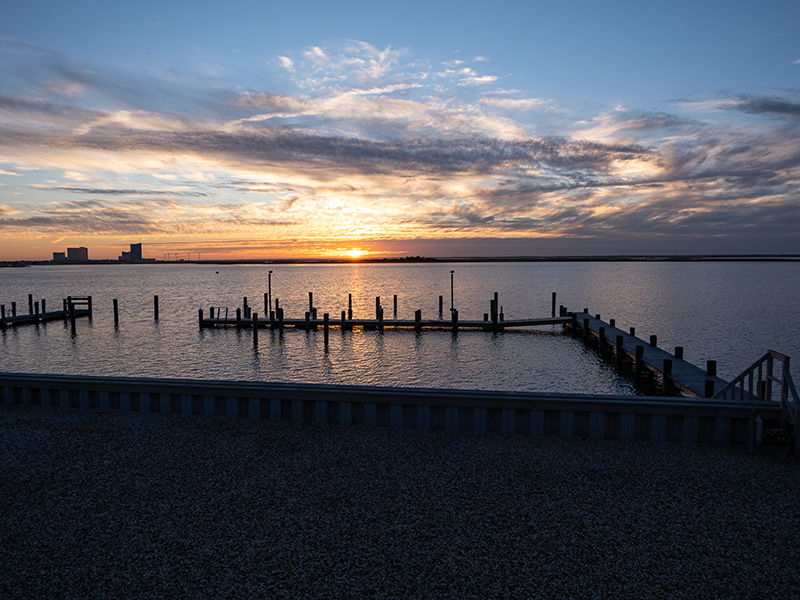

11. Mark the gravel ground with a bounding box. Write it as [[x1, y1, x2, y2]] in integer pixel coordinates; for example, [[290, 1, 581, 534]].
[[1, 403, 799, 600]]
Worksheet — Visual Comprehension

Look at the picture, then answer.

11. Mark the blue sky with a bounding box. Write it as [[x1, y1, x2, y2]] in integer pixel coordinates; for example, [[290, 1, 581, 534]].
[[1, 0, 799, 259]]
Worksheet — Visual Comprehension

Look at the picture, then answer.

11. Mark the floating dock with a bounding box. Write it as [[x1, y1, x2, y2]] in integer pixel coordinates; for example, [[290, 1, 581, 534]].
[[0, 296, 92, 329]]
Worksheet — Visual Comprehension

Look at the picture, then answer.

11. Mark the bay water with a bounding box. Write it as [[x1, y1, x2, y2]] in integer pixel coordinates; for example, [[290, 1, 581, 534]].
[[1, 261, 797, 394]]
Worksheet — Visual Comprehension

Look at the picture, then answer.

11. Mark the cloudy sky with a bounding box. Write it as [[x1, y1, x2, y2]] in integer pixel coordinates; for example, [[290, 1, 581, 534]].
[[1, 0, 799, 260]]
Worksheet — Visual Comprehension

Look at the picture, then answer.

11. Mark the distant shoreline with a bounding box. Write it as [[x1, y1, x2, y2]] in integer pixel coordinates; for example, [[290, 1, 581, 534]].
[[4, 254, 800, 267]]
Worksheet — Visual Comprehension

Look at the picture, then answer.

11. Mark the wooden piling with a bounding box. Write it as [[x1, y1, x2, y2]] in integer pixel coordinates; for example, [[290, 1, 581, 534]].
[[650, 335, 658, 347], [41, 299, 46, 313], [309, 292, 313, 313], [635, 345, 644, 381], [198, 308, 203, 329], [11, 302, 16, 317], [675, 346, 684, 360], [154, 295, 159, 320], [264, 293, 268, 316], [452, 308, 459, 333], [348, 294, 353, 320], [707, 361, 717, 377], [252, 313, 258, 345], [609, 319, 615, 327], [375, 296, 381, 319], [278, 307, 284, 331], [323, 313, 329, 346], [552, 292, 557, 317], [341, 310, 346, 330], [705, 379, 715, 398], [28, 294, 33, 315], [305, 311, 311, 331], [377, 306, 383, 332], [439, 295, 443, 317], [414, 309, 422, 332], [87, 296, 93, 318], [629, 327, 635, 336], [113, 299, 119, 326], [34, 301, 39, 320], [393, 294, 397, 317], [69, 302, 76, 332], [236, 308, 241, 330], [243, 297, 249, 319], [662, 359, 673, 396]]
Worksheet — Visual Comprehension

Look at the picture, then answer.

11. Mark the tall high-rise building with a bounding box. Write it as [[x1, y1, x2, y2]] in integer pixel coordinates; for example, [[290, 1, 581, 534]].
[[67, 247, 88, 262], [119, 243, 144, 262]]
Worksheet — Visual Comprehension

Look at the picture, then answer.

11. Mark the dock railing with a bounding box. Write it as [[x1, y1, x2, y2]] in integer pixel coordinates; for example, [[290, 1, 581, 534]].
[[714, 350, 798, 455]]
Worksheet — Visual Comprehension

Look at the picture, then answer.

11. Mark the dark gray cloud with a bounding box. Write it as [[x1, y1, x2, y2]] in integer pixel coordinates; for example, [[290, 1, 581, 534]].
[[726, 94, 800, 119]]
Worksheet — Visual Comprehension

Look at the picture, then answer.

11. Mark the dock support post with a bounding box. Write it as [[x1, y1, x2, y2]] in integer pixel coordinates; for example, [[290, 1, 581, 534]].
[[278, 307, 284, 332], [199, 309, 204, 329], [243, 297, 249, 319], [629, 327, 635, 336], [236, 308, 242, 330], [609, 319, 615, 327], [377, 307, 383, 332], [707, 360, 717, 377], [34, 301, 39, 321], [341, 310, 346, 331], [414, 309, 422, 332], [0, 305, 4, 326], [87, 296, 92, 318], [113, 299, 119, 326], [323, 313, 329, 348], [662, 359, 673, 396], [451, 309, 458, 333], [393, 295, 397, 317], [439, 295, 443, 318], [252, 313, 258, 345], [264, 292, 268, 317], [348, 293, 353, 320], [11, 302, 16, 317], [69, 302, 76, 333], [705, 379, 715, 398], [28, 294, 33, 315], [375, 296, 381, 319], [675, 346, 684, 360], [650, 335, 658, 347], [634, 345, 644, 382], [308, 292, 313, 313], [41, 299, 46, 314], [305, 311, 311, 331], [154, 295, 159, 320], [269, 310, 275, 327], [552, 292, 557, 317]]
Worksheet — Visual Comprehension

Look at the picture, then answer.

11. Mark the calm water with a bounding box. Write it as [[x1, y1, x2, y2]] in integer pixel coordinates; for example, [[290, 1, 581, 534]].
[[1, 261, 798, 393]]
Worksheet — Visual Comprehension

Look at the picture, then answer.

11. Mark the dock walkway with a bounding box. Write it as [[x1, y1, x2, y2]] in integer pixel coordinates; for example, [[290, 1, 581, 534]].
[[568, 311, 729, 399]]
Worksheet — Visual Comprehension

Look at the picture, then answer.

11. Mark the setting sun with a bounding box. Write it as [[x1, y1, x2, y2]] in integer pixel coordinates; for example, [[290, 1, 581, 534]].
[[345, 249, 368, 259]]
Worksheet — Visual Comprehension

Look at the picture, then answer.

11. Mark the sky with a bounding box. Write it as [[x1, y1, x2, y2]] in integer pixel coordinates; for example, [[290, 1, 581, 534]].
[[1, 0, 799, 260]]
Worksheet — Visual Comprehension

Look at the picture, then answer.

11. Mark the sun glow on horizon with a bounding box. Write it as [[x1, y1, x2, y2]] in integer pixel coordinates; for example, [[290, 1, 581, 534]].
[[345, 248, 368, 258]]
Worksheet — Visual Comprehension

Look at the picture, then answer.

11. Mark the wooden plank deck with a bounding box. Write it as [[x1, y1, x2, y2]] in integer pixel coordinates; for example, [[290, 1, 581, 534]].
[[568, 311, 730, 399], [200, 315, 570, 331], [0, 309, 91, 328]]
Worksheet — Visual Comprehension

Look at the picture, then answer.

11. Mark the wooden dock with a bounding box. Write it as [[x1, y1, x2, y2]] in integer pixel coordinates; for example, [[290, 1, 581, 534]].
[[566, 311, 730, 399], [199, 313, 569, 331], [0, 296, 92, 329]]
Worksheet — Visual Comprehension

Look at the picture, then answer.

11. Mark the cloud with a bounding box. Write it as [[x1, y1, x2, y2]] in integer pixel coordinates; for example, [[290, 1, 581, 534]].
[[0, 170, 21, 176], [0, 36, 798, 255]]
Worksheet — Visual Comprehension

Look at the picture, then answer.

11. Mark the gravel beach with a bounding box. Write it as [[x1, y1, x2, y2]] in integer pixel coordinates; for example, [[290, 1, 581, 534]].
[[2, 403, 799, 599]]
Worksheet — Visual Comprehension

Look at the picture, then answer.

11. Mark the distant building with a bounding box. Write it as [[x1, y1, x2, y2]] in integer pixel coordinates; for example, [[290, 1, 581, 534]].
[[67, 247, 88, 262], [119, 243, 153, 263], [53, 252, 66, 263]]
